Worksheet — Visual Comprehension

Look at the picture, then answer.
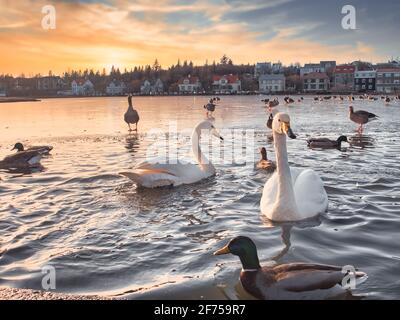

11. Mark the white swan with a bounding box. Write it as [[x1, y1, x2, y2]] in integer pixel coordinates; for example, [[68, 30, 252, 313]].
[[120, 120, 223, 188], [261, 113, 328, 221]]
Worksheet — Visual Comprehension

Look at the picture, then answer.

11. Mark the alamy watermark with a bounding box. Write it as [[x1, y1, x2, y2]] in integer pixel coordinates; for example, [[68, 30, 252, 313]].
[[41, 265, 56, 290], [41, 5, 56, 30], [341, 265, 357, 290], [341, 5, 356, 30]]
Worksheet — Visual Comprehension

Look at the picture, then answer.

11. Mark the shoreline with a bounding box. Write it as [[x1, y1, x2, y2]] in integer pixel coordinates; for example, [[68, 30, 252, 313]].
[[0, 97, 41, 103], [0, 287, 116, 300]]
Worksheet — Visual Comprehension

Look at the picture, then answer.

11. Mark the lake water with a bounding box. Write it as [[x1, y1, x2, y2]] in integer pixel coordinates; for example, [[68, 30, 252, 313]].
[[0, 96, 399, 300]]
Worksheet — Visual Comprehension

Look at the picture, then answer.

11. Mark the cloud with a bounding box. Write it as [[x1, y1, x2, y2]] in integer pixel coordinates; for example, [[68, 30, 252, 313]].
[[0, 0, 397, 75]]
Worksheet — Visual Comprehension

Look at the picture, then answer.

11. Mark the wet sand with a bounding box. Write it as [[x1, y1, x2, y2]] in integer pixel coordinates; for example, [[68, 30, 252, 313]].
[[0, 287, 115, 300]]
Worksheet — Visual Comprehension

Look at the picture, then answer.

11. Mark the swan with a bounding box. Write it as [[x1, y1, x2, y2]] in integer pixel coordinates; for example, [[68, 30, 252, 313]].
[[260, 113, 328, 221], [120, 120, 223, 188]]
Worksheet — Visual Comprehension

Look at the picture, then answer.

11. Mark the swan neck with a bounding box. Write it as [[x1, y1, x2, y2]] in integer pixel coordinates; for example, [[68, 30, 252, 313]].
[[191, 127, 215, 173]]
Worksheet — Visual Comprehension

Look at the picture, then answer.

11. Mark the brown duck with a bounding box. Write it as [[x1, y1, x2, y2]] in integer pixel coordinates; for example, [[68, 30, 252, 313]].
[[214, 236, 367, 300], [0, 150, 43, 169], [124, 94, 140, 131], [349, 106, 378, 133]]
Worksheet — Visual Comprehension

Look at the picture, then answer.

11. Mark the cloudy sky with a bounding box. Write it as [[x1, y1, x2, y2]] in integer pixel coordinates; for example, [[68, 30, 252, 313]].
[[0, 0, 399, 75]]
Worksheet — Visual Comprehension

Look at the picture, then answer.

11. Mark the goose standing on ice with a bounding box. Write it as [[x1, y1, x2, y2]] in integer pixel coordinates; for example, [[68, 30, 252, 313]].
[[349, 106, 378, 134], [124, 94, 140, 131]]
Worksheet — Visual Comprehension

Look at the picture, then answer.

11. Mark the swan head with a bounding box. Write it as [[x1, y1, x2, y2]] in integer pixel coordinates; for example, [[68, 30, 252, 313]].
[[195, 120, 224, 141], [272, 113, 297, 139], [214, 236, 261, 269]]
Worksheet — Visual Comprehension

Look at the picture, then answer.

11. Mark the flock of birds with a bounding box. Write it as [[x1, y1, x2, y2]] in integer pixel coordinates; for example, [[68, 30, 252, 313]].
[[0, 93, 396, 299]]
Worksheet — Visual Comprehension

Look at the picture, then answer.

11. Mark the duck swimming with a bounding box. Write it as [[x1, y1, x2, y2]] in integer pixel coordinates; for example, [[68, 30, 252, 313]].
[[349, 106, 378, 134], [12, 142, 53, 155], [307, 136, 348, 150], [214, 236, 368, 300], [124, 94, 140, 131], [120, 120, 224, 188], [0, 150, 43, 169], [260, 113, 328, 221], [256, 148, 276, 171]]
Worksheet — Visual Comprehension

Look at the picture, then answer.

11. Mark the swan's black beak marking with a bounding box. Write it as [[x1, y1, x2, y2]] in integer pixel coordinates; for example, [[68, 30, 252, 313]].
[[287, 128, 297, 139]]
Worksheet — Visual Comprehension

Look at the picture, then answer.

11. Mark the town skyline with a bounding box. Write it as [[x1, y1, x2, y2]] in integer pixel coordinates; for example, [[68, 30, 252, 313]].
[[1, 0, 399, 75]]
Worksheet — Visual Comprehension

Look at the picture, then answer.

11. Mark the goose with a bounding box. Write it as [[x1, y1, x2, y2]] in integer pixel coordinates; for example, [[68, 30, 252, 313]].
[[214, 236, 368, 300], [256, 147, 276, 171], [124, 94, 140, 131], [204, 99, 216, 117], [307, 136, 348, 149], [349, 106, 378, 134], [0, 150, 42, 169], [120, 120, 224, 188], [12, 142, 53, 155], [260, 113, 328, 221]]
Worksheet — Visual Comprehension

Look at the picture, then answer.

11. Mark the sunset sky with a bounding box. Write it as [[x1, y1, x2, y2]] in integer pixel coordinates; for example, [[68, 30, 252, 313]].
[[0, 0, 399, 76]]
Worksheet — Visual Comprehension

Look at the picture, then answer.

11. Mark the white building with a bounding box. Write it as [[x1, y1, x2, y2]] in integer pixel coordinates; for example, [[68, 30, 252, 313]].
[[300, 63, 325, 77], [140, 79, 164, 95], [212, 74, 241, 94], [71, 79, 95, 96], [259, 74, 286, 93], [376, 68, 400, 93], [178, 76, 202, 94], [106, 79, 126, 95]]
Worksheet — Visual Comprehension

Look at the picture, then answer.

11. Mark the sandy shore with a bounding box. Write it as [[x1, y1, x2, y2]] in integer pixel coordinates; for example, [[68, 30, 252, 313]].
[[0, 287, 115, 300]]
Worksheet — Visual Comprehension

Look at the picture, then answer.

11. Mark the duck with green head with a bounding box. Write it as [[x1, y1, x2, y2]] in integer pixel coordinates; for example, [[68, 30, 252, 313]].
[[214, 236, 368, 300]]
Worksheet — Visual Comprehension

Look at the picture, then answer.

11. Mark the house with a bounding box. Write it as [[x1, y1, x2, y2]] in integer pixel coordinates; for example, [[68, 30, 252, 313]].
[[354, 70, 377, 92], [376, 68, 400, 93], [140, 79, 164, 95], [333, 65, 355, 92], [285, 75, 302, 93], [259, 74, 286, 93], [71, 79, 95, 96], [212, 74, 241, 94], [320, 61, 337, 73], [106, 79, 126, 95], [272, 62, 283, 74], [302, 72, 330, 92], [178, 75, 202, 94], [254, 62, 272, 76], [300, 63, 325, 77], [0, 87, 6, 97], [36, 76, 64, 92]]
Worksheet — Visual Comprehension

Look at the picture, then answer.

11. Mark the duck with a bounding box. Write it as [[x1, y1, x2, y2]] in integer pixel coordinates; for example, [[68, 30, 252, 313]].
[[120, 120, 224, 188], [260, 113, 328, 221], [349, 106, 378, 134], [284, 97, 294, 104], [0, 150, 43, 169], [11, 142, 53, 155], [307, 136, 348, 149], [214, 236, 368, 300], [256, 148, 276, 171], [124, 94, 140, 131], [266, 113, 274, 130]]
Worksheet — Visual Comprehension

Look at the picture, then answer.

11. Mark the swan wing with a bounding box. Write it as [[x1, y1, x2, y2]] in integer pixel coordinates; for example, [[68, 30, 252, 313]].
[[293, 169, 328, 219]]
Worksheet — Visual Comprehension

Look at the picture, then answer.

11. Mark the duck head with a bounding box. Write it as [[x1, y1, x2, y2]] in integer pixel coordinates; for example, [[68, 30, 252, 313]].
[[214, 236, 261, 270], [337, 135, 348, 144], [272, 113, 296, 139], [260, 147, 267, 161], [12, 142, 24, 152]]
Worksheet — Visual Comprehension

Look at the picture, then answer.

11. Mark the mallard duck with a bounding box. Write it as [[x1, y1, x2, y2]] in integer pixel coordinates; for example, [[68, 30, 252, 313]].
[[284, 97, 294, 104], [349, 106, 378, 133], [307, 136, 348, 149], [12, 142, 53, 155], [124, 94, 140, 131], [257, 148, 276, 171], [214, 236, 368, 300], [266, 113, 273, 130], [0, 150, 42, 169]]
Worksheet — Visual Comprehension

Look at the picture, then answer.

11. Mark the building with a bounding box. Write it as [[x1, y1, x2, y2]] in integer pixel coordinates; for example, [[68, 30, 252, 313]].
[[320, 61, 337, 73], [300, 63, 325, 77], [0, 87, 6, 97], [302, 72, 330, 92], [140, 79, 164, 95], [376, 68, 400, 93], [272, 62, 283, 74], [71, 79, 95, 96], [212, 74, 241, 94], [354, 70, 377, 92], [106, 79, 126, 95], [254, 62, 272, 76], [36, 76, 64, 92], [259, 74, 286, 93], [178, 76, 202, 94], [333, 65, 355, 92]]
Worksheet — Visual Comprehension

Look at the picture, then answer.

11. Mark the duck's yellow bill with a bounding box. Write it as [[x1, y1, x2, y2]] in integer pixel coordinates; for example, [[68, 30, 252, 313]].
[[213, 245, 230, 255]]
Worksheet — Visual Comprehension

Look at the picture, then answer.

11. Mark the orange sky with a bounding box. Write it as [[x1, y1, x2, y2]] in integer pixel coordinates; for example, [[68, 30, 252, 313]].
[[0, 0, 389, 76]]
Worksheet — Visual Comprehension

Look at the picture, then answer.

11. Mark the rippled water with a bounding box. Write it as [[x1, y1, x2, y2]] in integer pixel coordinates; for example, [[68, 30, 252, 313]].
[[0, 96, 399, 300]]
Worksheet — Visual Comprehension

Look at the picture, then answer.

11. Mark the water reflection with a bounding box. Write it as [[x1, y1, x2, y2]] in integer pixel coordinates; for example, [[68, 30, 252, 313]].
[[125, 133, 140, 153], [349, 135, 375, 149]]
